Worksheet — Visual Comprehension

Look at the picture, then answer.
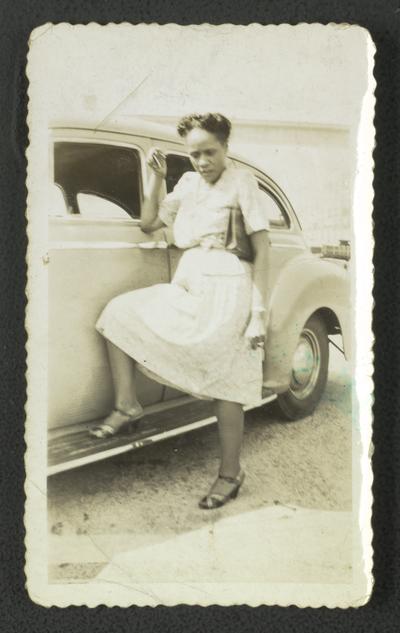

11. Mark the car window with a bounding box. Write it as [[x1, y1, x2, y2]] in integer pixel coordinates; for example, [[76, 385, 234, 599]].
[[166, 154, 195, 193], [53, 141, 142, 219], [76, 193, 132, 219], [257, 183, 290, 229]]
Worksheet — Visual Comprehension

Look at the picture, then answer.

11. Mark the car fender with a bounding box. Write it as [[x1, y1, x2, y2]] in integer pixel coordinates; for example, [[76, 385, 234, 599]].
[[263, 253, 350, 392]]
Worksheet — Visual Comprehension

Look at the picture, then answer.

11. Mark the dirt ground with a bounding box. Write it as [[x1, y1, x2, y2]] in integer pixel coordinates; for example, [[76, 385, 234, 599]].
[[48, 343, 352, 584]]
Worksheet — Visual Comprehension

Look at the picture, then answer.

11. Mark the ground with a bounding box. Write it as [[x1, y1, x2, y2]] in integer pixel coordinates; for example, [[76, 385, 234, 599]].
[[47, 342, 352, 585]]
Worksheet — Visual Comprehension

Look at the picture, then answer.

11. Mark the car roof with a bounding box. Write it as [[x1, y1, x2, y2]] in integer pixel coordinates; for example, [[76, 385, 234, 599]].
[[51, 115, 182, 144], [50, 115, 263, 171]]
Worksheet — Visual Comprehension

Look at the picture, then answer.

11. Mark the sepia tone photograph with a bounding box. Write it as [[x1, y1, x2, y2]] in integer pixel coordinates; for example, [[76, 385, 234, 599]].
[[24, 23, 374, 607]]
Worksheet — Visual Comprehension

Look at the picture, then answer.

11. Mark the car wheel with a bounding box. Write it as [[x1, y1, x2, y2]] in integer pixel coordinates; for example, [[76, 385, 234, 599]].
[[276, 314, 329, 420]]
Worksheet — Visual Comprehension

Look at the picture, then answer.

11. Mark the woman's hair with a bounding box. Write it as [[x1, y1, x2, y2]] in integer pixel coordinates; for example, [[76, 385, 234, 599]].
[[177, 112, 232, 144]]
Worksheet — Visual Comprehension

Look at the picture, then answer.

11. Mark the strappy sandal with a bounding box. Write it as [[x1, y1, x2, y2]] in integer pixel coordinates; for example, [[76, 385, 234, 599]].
[[89, 406, 144, 439], [198, 470, 245, 509]]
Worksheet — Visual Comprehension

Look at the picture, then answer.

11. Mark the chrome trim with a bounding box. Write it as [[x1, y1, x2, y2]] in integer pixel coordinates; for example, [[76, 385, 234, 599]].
[[272, 243, 305, 250], [289, 327, 321, 400], [49, 216, 141, 226], [49, 241, 168, 250]]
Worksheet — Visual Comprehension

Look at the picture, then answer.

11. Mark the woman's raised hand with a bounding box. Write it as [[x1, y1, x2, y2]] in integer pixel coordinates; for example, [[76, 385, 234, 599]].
[[147, 148, 167, 179]]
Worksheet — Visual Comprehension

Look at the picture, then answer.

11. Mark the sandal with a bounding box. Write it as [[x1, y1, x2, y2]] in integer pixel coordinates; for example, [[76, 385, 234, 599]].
[[89, 405, 144, 439], [198, 470, 245, 510]]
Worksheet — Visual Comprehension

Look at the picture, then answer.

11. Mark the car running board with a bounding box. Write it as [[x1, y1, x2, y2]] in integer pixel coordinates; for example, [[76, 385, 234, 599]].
[[48, 394, 276, 476]]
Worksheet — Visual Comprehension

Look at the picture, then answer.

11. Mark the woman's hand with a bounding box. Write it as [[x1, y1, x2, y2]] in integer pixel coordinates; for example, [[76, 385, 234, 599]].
[[244, 312, 267, 350], [141, 149, 167, 233], [146, 148, 167, 179]]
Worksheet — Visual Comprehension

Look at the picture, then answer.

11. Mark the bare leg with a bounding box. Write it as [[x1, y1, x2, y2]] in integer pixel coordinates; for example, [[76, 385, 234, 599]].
[[106, 340, 140, 411], [201, 399, 244, 500], [90, 341, 142, 437], [216, 399, 244, 478]]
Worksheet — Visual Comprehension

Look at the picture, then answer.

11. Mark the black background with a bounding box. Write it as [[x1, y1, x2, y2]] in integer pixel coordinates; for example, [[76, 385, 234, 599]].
[[0, 1, 399, 631]]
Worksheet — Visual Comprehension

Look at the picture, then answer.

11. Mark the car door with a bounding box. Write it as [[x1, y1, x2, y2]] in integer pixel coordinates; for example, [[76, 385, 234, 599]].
[[48, 130, 170, 430]]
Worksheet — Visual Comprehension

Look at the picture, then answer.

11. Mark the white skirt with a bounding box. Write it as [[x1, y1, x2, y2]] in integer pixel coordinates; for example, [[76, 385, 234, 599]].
[[96, 247, 263, 405]]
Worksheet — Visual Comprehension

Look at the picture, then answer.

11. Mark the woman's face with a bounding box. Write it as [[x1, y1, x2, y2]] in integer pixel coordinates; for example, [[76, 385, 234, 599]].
[[185, 128, 228, 184]]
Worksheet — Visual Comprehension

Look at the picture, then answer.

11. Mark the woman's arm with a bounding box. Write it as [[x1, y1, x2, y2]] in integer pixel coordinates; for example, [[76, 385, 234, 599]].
[[140, 149, 167, 233], [244, 230, 271, 349], [250, 230, 271, 312]]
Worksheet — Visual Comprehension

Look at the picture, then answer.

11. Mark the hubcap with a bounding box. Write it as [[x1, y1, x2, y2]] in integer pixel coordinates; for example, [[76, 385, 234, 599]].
[[289, 328, 321, 400]]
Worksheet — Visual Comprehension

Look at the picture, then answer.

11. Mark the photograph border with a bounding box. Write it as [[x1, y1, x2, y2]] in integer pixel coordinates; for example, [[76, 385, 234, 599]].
[[0, 0, 399, 630], [24, 21, 374, 608]]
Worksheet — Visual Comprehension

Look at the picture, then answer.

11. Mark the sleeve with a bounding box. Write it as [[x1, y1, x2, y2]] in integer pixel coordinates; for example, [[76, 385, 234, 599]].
[[158, 171, 193, 227], [237, 170, 270, 235]]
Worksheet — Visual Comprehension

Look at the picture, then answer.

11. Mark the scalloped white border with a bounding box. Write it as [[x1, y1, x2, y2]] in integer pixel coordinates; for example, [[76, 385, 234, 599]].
[[24, 22, 375, 607]]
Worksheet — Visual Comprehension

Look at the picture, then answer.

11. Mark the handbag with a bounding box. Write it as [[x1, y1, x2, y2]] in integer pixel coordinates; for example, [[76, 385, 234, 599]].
[[225, 206, 254, 262]]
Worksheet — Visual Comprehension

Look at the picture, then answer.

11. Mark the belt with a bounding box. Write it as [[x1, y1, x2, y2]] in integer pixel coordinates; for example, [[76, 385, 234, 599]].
[[198, 234, 226, 250]]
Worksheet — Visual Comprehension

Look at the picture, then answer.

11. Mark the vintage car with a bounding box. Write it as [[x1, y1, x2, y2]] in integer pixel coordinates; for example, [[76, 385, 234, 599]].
[[48, 116, 350, 475]]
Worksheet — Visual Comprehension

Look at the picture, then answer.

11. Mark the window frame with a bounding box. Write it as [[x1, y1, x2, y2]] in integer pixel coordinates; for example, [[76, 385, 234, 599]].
[[51, 134, 148, 224], [231, 158, 303, 233], [256, 179, 292, 231]]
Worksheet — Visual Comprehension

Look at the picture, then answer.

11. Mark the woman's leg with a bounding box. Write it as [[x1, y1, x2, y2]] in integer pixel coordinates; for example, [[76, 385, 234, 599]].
[[215, 399, 244, 478], [90, 341, 143, 437], [199, 399, 244, 504], [106, 340, 141, 412]]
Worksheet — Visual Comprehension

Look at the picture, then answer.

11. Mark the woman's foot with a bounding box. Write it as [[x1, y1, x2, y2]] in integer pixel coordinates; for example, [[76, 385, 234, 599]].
[[89, 404, 144, 439], [198, 469, 245, 509]]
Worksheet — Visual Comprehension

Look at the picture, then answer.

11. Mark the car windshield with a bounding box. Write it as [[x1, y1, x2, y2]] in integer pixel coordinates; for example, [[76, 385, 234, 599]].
[[54, 141, 142, 218]]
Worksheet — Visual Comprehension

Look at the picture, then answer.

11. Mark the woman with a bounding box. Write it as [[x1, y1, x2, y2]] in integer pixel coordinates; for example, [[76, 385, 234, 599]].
[[91, 113, 270, 509]]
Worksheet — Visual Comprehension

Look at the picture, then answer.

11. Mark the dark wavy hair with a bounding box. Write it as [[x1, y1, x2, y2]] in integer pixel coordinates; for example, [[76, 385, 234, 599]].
[[177, 112, 232, 144]]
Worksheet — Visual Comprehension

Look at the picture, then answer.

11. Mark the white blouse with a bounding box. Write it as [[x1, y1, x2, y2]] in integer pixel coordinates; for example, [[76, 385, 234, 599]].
[[158, 165, 270, 250]]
